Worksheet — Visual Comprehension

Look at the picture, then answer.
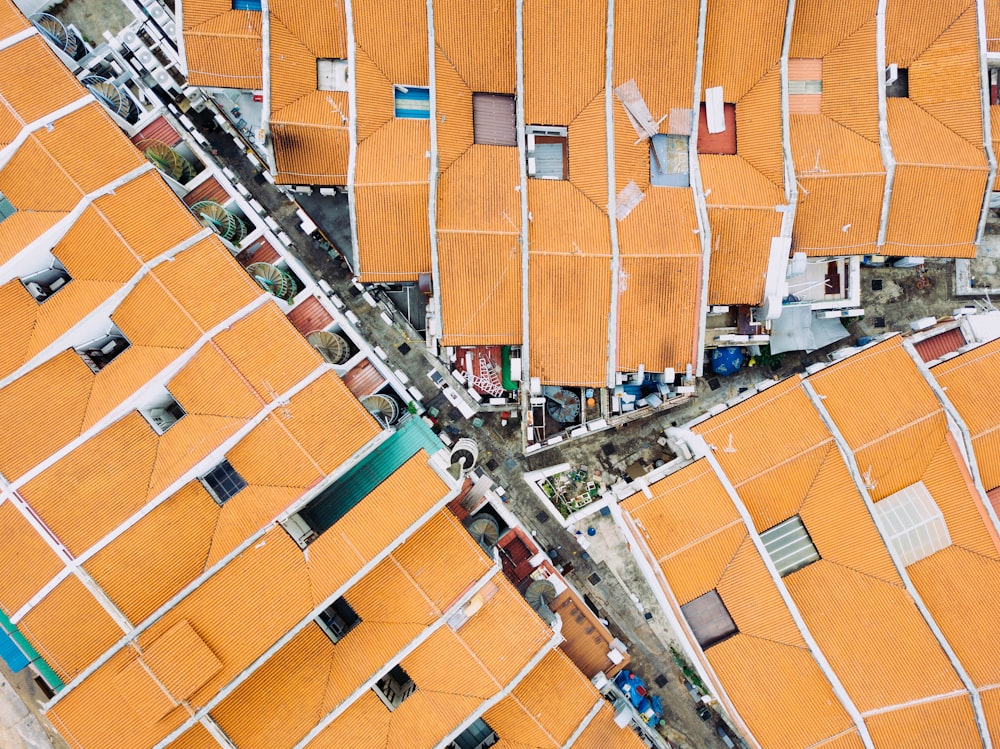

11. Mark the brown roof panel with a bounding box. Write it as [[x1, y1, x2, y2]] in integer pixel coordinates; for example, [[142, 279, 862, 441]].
[[18, 574, 122, 682], [616, 253, 702, 373], [0, 501, 64, 615], [523, 0, 606, 125], [433, 0, 516, 94]]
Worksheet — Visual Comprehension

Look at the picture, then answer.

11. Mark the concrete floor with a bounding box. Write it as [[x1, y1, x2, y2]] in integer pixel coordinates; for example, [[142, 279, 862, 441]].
[[0, 662, 66, 749], [48, 0, 135, 45]]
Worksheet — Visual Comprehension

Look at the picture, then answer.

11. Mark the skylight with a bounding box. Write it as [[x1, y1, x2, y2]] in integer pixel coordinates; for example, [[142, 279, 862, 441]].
[[872, 481, 950, 566], [760, 515, 820, 577], [680, 590, 737, 649]]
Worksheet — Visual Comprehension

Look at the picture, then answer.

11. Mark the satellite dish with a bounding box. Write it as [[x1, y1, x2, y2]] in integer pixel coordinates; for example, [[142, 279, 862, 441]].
[[307, 330, 350, 364], [524, 579, 557, 623], [465, 513, 500, 552]]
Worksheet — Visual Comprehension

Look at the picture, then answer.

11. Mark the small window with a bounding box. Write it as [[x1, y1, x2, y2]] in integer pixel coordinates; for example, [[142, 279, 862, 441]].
[[394, 85, 430, 119], [141, 392, 186, 435], [788, 58, 822, 114], [317, 59, 348, 92], [199, 460, 247, 505], [449, 718, 498, 749], [21, 262, 71, 303], [886, 65, 908, 98], [0, 189, 14, 222], [232, 0, 261, 9], [873, 481, 950, 566], [681, 590, 737, 649], [316, 597, 360, 643], [760, 515, 820, 577], [373, 664, 416, 711], [526, 125, 568, 180], [650, 134, 689, 187], [76, 330, 130, 373], [473, 93, 516, 147], [697, 102, 736, 155], [990, 68, 999, 107]]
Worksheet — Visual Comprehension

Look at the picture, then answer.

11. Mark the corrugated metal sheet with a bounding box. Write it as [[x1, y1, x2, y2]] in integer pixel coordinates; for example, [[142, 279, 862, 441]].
[[863, 693, 982, 748], [885, 0, 972, 67], [625, 461, 742, 561], [438, 145, 521, 232], [982, 686, 1000, 744], [706, 634, 858, 749], [572, 703, 650, 749], [854, 414, 948, 502], [268, 16, 319, 113], [355, 185, 432, 282], [93, 171, 204, 262], [613, 0, 699, 122], [523, 0, 606, 125], [915, 328, 967, 363], [18, 574, 122, 681], [285, 295, 334, 336], [736, 442, 830, 533], [0, 502, 65, 615], [184, 11, 262, 89], [0, 280, 37, 376], [791, 112, 884, 178], [438, 233, 522, 346], [167, 343, 262, 419], [908, 544, 1000, 686], [701, 0, 787, 102], [181, 0, 230, 30], [272, 119, 350, 185], [0, 213, 68, 266], [19, 414, 160, 556], [433, 0, 516, 94], [113, 276, 201, 348], [568, 90, 610, 210], [616, 253, 702, 372]]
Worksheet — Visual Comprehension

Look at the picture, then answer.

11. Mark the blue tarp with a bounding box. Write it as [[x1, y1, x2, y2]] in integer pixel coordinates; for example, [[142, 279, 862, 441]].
[[0, 627, 28, 672], [394, 86, 430, 119], [711, 346, 745, 376]]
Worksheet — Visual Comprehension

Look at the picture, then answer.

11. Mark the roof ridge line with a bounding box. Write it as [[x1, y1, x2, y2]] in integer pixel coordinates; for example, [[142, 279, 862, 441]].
[[820, 557, 905, 590], [895, 97, 986, 159], [902, 0, 976, 68]]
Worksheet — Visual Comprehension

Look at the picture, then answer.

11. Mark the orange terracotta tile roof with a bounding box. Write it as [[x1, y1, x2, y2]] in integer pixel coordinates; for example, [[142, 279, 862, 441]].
[[613, 0, 699, 120], [433, 0, 516, 95], [18, 574, 122, 682], [208, 509, 491, 749], [702, 0, 787, 102], [570, 702, 649, 749], [523, 0, 606, 126], [864, 693, 982, 747], [352, 0, 427, 87], [933, 338, 1000, 491], [0, 0, 28, 38], [0, 36, 83, 123], [0, 501, 64, 616], [885, 0, 975, 68], [988, 0, 1000, 52], [704, 205, 784, 305], [434, 45, 474, 172], [183, 10, 262, 89], [268, 0, 349, 184]]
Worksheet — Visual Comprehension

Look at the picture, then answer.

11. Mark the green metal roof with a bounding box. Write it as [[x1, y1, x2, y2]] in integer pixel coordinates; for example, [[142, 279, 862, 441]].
[[300, 417, 443, 537]]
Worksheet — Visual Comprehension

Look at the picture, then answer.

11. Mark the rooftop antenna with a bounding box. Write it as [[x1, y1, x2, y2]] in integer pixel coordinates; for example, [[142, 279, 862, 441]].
[[722, 433, 737, 453], [862, 465, 877, 491]]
